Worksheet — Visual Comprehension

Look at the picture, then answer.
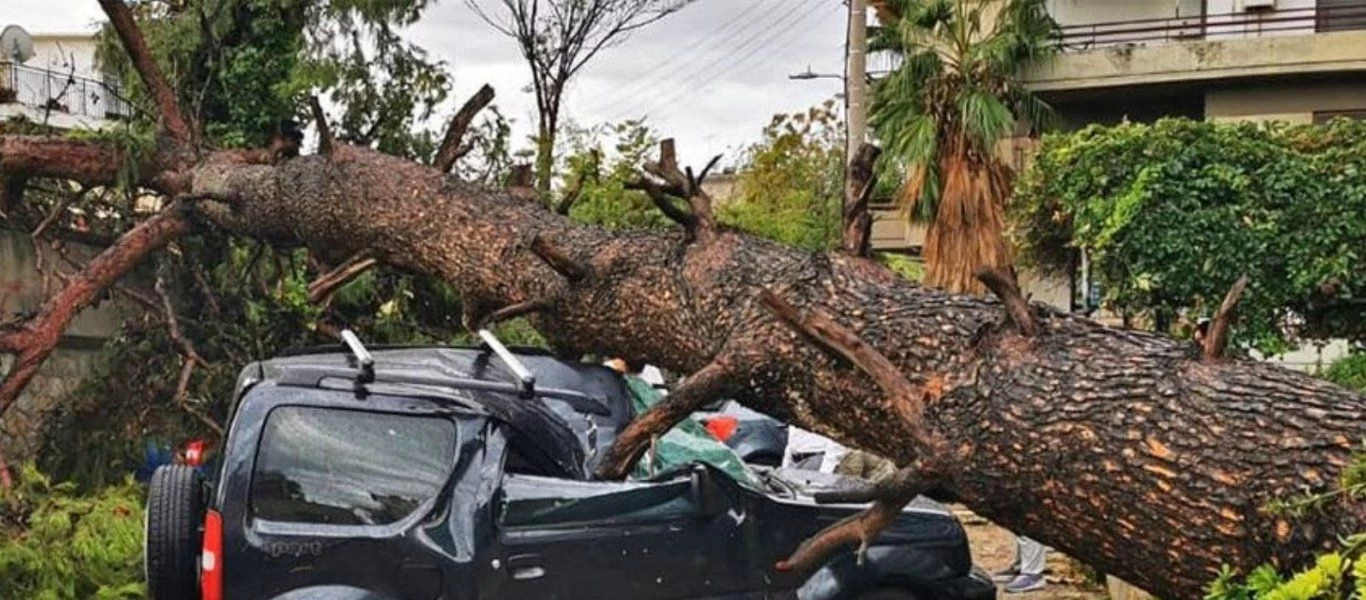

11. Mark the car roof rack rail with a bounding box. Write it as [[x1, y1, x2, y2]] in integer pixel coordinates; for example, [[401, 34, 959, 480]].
[[478, 329, 536, 399], [339, 329, 376, 384]]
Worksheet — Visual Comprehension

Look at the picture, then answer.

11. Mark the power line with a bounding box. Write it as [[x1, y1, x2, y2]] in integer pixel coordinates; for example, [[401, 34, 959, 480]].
[[608, 0, 828, 122], [635, 0, 839, 123], [578, 0, 781, 117]]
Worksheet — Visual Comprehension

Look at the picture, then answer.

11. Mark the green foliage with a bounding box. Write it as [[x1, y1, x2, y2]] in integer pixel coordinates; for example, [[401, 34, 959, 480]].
[[1206, 543, 1366, 600], [1325, 353, 1366, 393], [1014, 118, 1366, 352], [877, 252, 925, 282], [717, 100, 846, 251], [0, 464, 145, 599], [870, 0, 1056, 220], [39, 228, 544, 488], [562, 119, 674, 230]]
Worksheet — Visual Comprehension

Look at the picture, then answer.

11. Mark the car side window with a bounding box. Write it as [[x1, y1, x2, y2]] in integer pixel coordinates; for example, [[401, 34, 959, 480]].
[[499, 474, 694, 528], [250, 406, 457, 526]]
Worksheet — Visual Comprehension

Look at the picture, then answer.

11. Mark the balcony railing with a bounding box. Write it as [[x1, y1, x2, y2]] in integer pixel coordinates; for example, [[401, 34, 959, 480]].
[[0, 61, 132, 122], [1056, 2, 1366, 51]]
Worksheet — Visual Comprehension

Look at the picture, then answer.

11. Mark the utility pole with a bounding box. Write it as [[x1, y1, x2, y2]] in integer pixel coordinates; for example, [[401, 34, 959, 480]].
[[845, 0, 869, 163]]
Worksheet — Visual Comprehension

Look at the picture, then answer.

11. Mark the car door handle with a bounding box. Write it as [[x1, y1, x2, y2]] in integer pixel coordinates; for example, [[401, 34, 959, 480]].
[[507, 553, 545, 581]]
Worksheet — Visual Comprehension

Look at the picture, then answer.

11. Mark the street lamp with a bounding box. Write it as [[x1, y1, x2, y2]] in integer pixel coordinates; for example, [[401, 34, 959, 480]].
[[788, 66, 844, 81]]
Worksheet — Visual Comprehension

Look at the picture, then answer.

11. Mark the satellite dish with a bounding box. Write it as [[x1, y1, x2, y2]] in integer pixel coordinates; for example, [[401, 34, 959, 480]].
[[0, 25, 35, 64]]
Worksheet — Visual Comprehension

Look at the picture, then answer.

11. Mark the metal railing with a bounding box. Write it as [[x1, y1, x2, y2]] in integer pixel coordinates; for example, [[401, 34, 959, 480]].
[[0, 61, 132, 121], [1056, 2, 1366, 51]]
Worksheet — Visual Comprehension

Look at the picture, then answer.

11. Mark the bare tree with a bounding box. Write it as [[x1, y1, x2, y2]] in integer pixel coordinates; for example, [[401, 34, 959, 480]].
[[465, 0, 692, 194]]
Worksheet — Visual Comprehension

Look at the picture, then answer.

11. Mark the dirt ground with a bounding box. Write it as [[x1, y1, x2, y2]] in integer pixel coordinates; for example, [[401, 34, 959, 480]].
[[955, 506, 1107, 600]]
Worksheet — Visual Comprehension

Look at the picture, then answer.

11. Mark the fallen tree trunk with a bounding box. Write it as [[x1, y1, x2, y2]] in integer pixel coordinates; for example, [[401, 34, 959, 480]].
[[150, 146, 1366, 597], [2, 4, 1365, 596]]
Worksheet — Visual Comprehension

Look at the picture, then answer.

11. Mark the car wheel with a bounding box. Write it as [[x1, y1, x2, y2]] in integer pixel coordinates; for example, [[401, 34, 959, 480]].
[[146, 465, 204, 600], [855, 588, 921, 600]]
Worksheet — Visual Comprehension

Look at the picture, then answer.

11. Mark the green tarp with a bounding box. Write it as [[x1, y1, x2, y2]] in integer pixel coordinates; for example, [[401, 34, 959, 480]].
[[622, 376, 756, 486]]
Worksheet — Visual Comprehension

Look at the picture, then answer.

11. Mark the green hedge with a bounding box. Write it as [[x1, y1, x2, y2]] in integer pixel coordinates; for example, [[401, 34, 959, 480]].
[[1013, 118, 1366, 354]]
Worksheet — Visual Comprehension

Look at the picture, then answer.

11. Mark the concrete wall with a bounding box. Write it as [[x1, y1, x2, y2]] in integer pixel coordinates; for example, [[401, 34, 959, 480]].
[[1206, 79, 1366, 123], [1024, 29, 1366, 92], [0, 228, 141, 459], [30, 33, 105, 81]]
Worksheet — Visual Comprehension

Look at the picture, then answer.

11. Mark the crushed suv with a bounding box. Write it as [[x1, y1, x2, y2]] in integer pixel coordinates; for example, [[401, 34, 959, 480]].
[[144, 330, 994, 600]]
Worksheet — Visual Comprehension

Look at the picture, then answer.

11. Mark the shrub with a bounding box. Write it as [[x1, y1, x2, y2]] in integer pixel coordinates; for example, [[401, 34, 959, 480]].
[[0, 464, 145, 599], [1013, 118, 1366, 354], [1324, 352, 1366, 393]]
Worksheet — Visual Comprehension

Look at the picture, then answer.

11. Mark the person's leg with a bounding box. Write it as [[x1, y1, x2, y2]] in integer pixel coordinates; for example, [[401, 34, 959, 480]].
[[1005, 537, 1047, 593], [1018, 536, 1046, 575]]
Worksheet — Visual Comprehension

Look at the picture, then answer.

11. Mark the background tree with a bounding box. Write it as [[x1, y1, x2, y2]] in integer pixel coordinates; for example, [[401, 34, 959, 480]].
[[9, 0, 515, 487], [869, 0, 1055, 293], [464, 0, 693, 195], [1012, 118, 1366, 355]]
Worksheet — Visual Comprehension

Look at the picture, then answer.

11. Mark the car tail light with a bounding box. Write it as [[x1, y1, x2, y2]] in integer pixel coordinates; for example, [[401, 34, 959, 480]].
[[201, 509, 223, 600], [704, 416, 738, 442]]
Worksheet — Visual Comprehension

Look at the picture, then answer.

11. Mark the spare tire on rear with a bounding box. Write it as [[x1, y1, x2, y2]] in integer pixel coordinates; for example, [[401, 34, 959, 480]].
[[145, 464, 204, 600]]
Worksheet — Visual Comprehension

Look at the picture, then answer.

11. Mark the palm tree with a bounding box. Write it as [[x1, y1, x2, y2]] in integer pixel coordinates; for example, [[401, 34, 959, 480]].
[[869, 0, 1055, 294]]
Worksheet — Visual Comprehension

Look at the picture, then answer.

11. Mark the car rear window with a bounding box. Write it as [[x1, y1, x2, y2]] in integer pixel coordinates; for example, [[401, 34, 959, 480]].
[[251, 406, 457, 526]]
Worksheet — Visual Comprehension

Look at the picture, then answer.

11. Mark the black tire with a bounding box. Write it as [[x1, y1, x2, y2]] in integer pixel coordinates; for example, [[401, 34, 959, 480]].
[[855, 588, 921, 600], [145, 465, 204, 600]]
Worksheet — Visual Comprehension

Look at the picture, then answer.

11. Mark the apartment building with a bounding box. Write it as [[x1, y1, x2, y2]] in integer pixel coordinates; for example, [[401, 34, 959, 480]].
[[868, 0, 1366, 313], [0, 25, 130, 130], [1032, 0, 1366, 128]]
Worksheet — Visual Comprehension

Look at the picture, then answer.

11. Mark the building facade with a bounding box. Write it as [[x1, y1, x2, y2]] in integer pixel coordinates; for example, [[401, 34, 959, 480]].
[[867, 0, 1366, 317], [1, 27, 131, 130], [1031, 0, 1366, 128]]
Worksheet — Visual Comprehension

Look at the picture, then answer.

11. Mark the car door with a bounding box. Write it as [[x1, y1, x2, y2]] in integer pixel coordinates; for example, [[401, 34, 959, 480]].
[[494, 467, 766, 599]]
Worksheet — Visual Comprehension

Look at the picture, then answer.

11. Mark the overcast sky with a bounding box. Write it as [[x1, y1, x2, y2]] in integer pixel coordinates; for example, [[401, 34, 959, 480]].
[[10, 0, 849, 167]]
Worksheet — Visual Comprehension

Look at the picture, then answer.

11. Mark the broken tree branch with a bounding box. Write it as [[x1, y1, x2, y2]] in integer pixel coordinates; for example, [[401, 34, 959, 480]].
[[694, 154, 723, 191], [555, 149, 598, 215], [0, 137, 144, 189], [99, 0, 195, 144], [842, 144, 881, 257], [759, 288, 931, 434], [155, 265, 223, 436], [643, 139, 689, 195], [777, 458, 942, 573], [627, 177, 695, 228], [477, 298, 552, 330], [633, 141, 717, 240], [1204, 275, 1250, 360], [594, 356, 735, 480], [0, 208, 190, 414], [530, 235, 587, 282], [309, 95, 334, 157], [307, 251, 378, 304], [435, 84, 495, 172], [974, 266, 1040, 337]]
